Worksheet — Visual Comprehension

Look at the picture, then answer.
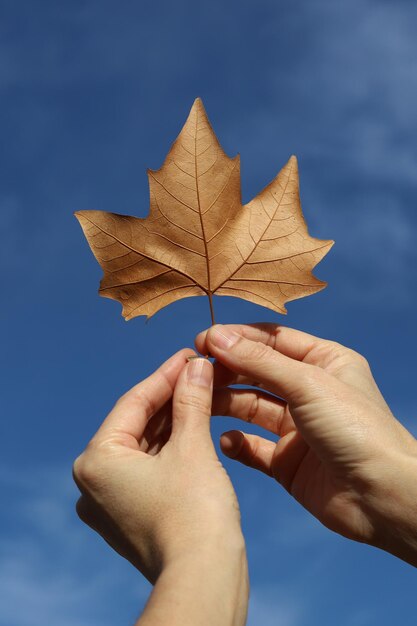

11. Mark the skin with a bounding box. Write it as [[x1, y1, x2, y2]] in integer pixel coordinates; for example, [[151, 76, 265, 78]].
[[73, 349, 248, 626], [74, 322, 417, 624], [195, 323, 417, 566]]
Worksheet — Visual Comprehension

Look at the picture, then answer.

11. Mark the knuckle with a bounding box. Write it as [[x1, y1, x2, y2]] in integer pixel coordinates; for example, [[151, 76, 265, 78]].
[[244, 340, 275, 363], [117, 386, 156, 416], [349, 350, 370, 370], [320, 340, 371, 371], [72, 453, 86, 483], [72, 452, 92, 487], [330, 341, 370, 369], [247, 394, 260, 423], [131, 387, 157, 415], [327, 340, 364, 362], [325, 340, 349, 358], [72, 445, 103, 490], [300, 365, 327, 392], [177, 392, 211, 414]]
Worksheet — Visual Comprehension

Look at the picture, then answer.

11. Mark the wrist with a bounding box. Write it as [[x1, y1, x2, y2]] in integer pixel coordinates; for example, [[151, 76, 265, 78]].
[[363, 446, 417, 566], [163, 524, 247, 568], [139, 532, 248, 626]]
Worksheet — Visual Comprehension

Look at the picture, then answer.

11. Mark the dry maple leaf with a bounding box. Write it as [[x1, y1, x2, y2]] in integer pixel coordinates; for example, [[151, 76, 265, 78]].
[[75, 98, 333, 323]]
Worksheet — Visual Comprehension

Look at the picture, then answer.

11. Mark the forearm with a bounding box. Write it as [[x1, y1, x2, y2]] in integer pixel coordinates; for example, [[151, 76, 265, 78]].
[[136, 538, 249, 626]]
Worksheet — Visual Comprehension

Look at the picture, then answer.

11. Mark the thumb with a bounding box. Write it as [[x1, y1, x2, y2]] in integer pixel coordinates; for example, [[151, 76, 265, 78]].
[[203, 324, 326, 405], [171, 357, 215, 447]]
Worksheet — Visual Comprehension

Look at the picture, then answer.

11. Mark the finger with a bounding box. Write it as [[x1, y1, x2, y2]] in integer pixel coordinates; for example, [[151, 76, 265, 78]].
[[197, 323, 321, 364], [199, 323, 376, 391], [139, 401, 172, 452], [212, 388, 295, 436], [213, 360, 273, 390], [141, 386, 294, 447], [209, 329, 382, 411], [220, 429, 312, 498], [147, 427, 172, 455], [212, 360, 264, 389], [271, 430, 311, 495], [201, 325, 330, 404], [171, 357, 214, 446], [220, 430, 276, 476], [94, 348, 195, 445]]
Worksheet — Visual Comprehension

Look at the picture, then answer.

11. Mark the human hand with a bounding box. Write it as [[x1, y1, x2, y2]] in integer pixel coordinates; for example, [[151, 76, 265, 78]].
[[73, 349, 248, 625], [196, 324, 417, 565]]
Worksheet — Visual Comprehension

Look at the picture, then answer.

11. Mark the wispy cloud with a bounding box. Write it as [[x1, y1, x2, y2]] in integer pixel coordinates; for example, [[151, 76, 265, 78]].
[[248, 585, 304, 626], [0, 463, 320, 626], [0, 466, 150, 626], [234, 0, 417, 184], [318, 195, 417, 308]]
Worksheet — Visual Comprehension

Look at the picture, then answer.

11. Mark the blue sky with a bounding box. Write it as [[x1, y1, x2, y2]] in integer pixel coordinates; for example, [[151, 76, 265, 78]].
[[1, 0, 417, 624]]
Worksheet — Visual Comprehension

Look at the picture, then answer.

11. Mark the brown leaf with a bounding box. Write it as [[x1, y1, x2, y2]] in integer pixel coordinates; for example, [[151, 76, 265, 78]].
[[75, 98, 333, 322]]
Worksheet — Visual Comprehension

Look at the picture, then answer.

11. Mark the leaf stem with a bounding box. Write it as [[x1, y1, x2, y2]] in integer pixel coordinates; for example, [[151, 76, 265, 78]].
[[208, 292, 216, 325]]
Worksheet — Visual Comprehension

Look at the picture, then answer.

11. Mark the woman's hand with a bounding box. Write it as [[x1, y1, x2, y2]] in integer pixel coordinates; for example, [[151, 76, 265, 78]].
[[197, 323, 417, 566], [73, 349, 248, 625]]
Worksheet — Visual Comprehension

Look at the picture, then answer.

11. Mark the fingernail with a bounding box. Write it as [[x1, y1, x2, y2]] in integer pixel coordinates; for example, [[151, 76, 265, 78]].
[[187, 357, 212, 387], [210, 325, 239, 350], [220, 431, 244, 458]]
